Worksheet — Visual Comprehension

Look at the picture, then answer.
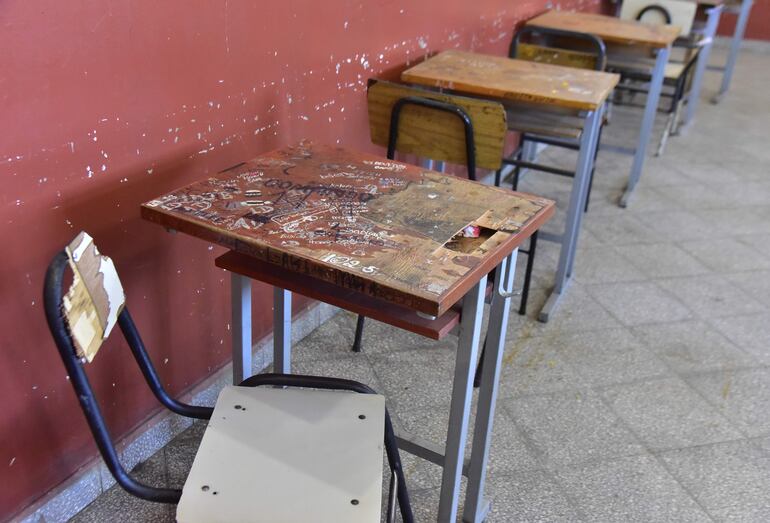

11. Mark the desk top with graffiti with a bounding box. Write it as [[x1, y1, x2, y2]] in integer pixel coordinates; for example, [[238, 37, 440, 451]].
[[141, 141, 554, 316]]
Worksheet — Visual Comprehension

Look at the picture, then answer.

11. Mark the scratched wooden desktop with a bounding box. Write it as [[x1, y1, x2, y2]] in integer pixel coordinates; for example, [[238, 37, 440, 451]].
[[141, 141, 553, 317]]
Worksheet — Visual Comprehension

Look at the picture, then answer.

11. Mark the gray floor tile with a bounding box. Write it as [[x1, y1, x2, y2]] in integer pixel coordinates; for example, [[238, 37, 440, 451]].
[[484, 469, 584, 522], [504, 390, 645, 468], [554, 455, 711, 523], [615, 242, 711, 279], [660, 439, 770, 522], [684, 368, 770, 438], [165, 421, 206, 486], [367, 340, 459, 410], [601, 377, 742, 451], [587, 281, 692, 326], [397, 401, 541, 488], [724, 269, 770, 309], [695, 206, 770, 236], [528, 284, 623, 335], [497, 332, 586, 399], [555, 328, 673, 387], [656, 275, 766, 319], [737, 232, 770, 259], [293, 353, 385, 393], [712, 313, 770, 364], [641, 210, 716, 242], [584, 213, 663, 245], [680, 238, 770, 273], [72, 453, 175, 523], [633, 320, 756, 374], [572, 245, 647, 285]]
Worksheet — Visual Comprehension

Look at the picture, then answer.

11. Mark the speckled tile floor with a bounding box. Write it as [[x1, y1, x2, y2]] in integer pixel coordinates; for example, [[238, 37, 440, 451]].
[[72, 47, 770, 522]]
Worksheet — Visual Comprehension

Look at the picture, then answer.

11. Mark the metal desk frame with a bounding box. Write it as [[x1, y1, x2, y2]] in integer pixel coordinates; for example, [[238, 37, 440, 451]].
[[229, 251, 519, 523], [534, 106, 604, 321], [618, 45, 671, 207], [710, 0, 754, 104], [681, 3, 725, 129]]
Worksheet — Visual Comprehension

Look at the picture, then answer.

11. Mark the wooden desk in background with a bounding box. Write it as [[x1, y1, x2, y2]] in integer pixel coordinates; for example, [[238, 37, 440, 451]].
[[142, 141, 554, 523], [527, 10, 680, 207], [402, 50, 619, 322]]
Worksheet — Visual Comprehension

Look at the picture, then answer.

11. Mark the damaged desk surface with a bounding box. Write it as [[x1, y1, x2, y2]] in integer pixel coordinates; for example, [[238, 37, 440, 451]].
[[141, 142, 554, 317], [401, 49, 620, 111]]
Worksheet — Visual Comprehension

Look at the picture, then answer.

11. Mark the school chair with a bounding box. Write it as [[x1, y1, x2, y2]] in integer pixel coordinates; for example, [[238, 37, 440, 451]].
[[44, 231, 413, 523]]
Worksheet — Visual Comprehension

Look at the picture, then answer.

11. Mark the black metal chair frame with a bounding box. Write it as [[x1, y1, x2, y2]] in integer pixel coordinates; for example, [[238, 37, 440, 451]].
[[44, 250, 413, 522], [502, 25, 608, 213]]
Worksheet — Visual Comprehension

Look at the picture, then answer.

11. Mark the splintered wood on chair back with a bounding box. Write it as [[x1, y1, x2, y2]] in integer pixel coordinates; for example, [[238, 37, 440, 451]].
[[62, 231, 125, 362], [516, 43, 599, 71], [367, 79, 507, 171]]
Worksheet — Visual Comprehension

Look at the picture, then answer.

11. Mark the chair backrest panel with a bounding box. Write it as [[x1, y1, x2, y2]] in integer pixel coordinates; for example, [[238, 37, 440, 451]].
[[63, 231, 125, 362], [516, 42, 599, 70], [367, 79, 506, 171], [619, 0, 697, 36]]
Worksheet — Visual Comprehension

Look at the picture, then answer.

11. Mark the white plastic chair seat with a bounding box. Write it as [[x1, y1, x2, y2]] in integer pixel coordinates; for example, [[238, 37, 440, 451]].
[[177, 386, 385, 523]]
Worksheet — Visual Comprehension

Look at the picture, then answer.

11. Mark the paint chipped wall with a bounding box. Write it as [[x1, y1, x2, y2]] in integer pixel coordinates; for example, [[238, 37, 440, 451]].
[[0, 0, 606, 517], [717, 0, 770, 41]]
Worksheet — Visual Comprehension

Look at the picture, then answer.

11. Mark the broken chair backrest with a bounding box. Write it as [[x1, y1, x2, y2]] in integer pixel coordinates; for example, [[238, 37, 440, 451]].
[[367, 79, 507, 173], [61, 231, 125, 362]]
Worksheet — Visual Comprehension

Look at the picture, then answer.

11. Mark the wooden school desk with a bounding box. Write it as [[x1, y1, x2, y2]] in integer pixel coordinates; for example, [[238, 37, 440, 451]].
[[141, 141, 555, 523], [614, 0, 726, 130], [402, 49, 619, 322], [527, 10, 680, 207]]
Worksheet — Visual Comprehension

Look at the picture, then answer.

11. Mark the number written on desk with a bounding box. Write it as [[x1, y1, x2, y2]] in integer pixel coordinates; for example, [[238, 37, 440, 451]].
[[320, 253, 378, 274]]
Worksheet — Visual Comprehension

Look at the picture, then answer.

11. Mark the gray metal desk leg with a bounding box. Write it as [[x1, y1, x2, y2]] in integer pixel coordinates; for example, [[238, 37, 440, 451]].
[[712, 0, 753, 104], [620, 46, 670, 208], [438, 275, 488, 522], [539, 108, 602, 322], [565, 106, 604, 280], [681, 5, 724, 130], [273, 287, 292, 373], [462, 251, 518, 523], [231, 273, 252, 385]]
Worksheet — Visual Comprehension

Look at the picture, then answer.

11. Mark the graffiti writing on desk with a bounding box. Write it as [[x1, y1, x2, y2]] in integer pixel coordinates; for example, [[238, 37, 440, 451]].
[[261, 178, 378, 207], [320, 253, 378, 274], [273, 207, 333, 232], [363, 160, 407, 172], [236, 170, 265, 184]]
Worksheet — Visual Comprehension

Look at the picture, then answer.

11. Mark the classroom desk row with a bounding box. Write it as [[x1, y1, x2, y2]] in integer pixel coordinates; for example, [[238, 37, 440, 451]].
[[138, 8, 748, 522]]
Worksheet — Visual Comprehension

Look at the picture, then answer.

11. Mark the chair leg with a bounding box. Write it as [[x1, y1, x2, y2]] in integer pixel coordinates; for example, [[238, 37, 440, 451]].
[[512, 147, 523, 191], [493, 168, 502, 187], [584, 124, 603, 213], [519, 231, 538, 316], [472, 332, 488, 389], [656, 112, 675, 157], [670, 97, 684, 136], [351, 315, 365, 352]]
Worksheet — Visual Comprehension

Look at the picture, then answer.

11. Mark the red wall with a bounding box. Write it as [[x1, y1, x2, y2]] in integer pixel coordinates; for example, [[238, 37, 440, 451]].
[[718, 0, 770, 41], [0, 0, 605, 518]]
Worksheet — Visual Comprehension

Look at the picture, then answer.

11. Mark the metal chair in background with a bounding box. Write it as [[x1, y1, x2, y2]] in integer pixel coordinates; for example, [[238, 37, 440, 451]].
[[44, 231, 413, 523], [505, 25, 608, 213]]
